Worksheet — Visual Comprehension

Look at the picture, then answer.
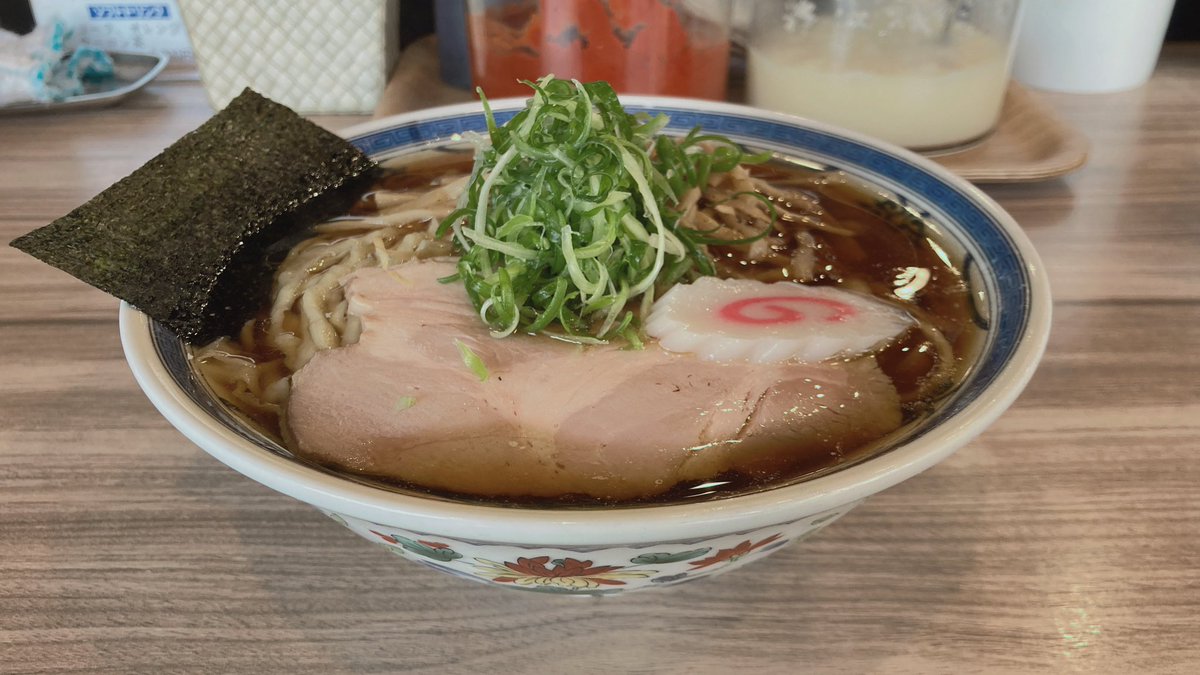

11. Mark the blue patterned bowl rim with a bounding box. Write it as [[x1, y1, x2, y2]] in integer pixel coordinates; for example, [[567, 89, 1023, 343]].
[[120, 96, 1051, 546]]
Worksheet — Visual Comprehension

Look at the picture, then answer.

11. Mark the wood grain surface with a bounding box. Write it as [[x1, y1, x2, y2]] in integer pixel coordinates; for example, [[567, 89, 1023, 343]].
[[2, 46, 1198, 675]]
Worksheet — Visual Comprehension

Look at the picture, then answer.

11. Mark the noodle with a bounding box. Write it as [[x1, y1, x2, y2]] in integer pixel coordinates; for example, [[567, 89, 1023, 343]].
[[193, 166, 465, 431]]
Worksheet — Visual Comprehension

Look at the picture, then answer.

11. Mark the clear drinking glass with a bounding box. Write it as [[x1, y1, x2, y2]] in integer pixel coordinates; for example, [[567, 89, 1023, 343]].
[[466, 0, 733, 99], [747, 0, 1024, 151]]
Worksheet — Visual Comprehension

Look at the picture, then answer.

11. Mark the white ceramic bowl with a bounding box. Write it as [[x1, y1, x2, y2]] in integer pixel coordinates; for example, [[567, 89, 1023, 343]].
[[120, 97, 1051, 595]]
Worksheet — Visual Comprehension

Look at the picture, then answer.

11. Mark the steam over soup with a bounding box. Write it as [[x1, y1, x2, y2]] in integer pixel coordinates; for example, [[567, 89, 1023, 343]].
[[194, 79, 983, 505]]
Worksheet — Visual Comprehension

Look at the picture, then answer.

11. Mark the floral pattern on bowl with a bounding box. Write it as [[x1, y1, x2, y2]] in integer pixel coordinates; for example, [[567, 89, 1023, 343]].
[[323, 505, 856, 594]]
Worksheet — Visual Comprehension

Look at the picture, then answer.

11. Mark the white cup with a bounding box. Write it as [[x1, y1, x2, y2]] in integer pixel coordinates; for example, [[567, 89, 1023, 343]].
[[1012, 0, 1176, 93]]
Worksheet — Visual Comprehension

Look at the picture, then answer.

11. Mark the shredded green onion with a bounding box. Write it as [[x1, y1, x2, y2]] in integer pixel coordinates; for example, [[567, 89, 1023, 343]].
[[394, 396, 417, 411], [454, 339, 490, 381], [439, 76, 770, 342]]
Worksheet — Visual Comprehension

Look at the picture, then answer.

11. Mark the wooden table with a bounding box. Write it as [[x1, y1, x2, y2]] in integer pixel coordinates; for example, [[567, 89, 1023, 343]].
[[2, 47, 1197, 674]]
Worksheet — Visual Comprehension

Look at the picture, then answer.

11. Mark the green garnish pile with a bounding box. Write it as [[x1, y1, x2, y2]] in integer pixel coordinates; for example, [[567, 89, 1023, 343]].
[[439, 76, 768, 344]]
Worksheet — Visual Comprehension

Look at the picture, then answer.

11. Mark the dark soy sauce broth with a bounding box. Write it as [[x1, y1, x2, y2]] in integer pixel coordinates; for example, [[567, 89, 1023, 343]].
[[196, 151, 985, 508]]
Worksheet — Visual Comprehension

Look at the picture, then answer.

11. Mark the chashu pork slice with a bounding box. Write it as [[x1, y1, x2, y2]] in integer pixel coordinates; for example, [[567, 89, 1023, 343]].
[[287, 258, 903, 501]]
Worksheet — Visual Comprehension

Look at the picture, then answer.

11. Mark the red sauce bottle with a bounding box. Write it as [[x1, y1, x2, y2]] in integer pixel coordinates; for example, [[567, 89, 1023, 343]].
[[466, 0, 732, 99]]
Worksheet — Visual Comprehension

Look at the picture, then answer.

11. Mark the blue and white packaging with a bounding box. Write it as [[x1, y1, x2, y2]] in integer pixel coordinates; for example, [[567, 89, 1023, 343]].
[[30, 0, 193, 60]]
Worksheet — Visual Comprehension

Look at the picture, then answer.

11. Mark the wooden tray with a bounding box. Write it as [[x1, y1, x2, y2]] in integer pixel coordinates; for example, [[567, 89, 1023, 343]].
[[929, 82, 1089, 183]]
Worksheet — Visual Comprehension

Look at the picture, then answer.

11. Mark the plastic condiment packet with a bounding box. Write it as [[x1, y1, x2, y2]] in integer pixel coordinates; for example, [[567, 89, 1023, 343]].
[[0, 21, 67, 104], [0, 19, 113, 105]]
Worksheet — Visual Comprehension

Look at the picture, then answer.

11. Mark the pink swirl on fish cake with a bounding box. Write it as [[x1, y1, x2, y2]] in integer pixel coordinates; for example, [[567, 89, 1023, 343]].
[[717, 296, 858, 326]]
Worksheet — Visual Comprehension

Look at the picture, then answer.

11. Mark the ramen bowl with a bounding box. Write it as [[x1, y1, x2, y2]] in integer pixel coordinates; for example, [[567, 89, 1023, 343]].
[[120, 98, 1050, 595]]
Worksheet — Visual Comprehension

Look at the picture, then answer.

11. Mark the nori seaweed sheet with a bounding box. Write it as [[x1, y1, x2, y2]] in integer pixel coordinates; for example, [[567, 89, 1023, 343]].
[[10, 88, 378, 342]]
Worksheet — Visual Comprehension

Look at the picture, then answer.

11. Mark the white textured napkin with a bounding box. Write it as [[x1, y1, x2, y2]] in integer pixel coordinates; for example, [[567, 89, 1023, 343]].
[[179, 0, 399, 114]]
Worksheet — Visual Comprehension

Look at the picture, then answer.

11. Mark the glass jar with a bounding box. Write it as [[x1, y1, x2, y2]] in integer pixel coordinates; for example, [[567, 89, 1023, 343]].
[[466, 0, 733, 99], [746, 0, 1023, 151]]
